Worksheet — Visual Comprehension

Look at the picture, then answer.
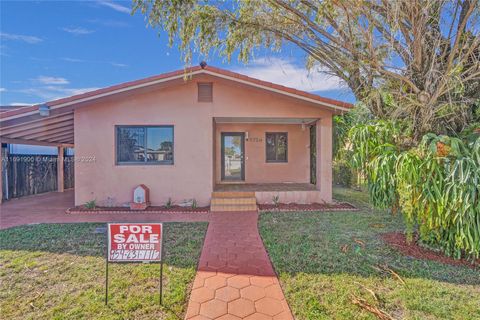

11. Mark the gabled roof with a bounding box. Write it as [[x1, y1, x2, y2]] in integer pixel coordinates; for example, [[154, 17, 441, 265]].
[[0, 65, 352, 147], [1, 65, 352, 120]]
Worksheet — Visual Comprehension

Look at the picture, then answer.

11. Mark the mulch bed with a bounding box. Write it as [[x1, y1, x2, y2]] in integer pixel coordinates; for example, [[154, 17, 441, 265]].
[[258, 202, 358, 212], [381, 232, 479, 269], [66, 205, 210, 214]]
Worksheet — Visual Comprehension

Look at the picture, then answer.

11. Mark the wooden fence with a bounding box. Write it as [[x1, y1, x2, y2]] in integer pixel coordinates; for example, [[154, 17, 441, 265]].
[[2, 155, 74, 199]]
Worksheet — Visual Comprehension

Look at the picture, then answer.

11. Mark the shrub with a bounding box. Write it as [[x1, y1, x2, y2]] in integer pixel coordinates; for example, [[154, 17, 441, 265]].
[[272, 195, 280, 206], [333, 160, 353, 187], [84, 200, 96, 210], [165, 198, 173, 209], [349, 122, 480, 260]]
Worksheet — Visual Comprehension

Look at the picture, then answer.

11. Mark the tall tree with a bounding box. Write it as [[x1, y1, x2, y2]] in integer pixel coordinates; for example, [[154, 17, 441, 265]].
[[134, 0, 480, 142]]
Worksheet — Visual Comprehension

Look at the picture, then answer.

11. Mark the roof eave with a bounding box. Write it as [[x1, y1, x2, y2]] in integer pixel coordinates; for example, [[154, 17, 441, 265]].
[[0, 66, 353, 121]]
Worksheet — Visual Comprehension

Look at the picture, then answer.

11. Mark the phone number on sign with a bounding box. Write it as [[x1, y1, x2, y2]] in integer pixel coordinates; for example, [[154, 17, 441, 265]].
[[109, 249, 160, 261]]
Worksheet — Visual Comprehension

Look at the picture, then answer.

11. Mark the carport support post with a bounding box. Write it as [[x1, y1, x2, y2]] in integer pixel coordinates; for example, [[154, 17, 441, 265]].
[[315, 118, 333, 202], [0, 145, 3, 204], [57, 146, 64, 192]]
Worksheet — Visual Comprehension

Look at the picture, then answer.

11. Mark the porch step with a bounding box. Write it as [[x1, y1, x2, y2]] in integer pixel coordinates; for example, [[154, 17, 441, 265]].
[[211, 197, 257, 205], [210, 192, 257, 212], [211, 191, 255, 198]]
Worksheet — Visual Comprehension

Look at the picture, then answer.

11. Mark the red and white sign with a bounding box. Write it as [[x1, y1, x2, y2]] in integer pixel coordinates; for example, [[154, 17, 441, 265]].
[[107, 223, 162, 262]]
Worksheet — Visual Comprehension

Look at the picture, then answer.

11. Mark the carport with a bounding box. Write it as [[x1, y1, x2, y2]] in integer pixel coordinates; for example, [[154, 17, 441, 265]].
[[0, 104, 74, 203]]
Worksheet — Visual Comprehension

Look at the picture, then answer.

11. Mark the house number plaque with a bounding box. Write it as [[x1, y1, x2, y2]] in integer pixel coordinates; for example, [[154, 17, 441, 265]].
[[247, 137, 263, 142]]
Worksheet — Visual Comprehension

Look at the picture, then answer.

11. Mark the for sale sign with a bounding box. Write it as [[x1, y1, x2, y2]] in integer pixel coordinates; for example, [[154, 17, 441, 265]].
[[107, 223, 162, 262]]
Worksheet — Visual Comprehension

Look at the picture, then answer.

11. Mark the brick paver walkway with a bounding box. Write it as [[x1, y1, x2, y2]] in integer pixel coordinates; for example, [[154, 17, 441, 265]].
[[1, 192, 293, 319], [185, 211, 293, 320]]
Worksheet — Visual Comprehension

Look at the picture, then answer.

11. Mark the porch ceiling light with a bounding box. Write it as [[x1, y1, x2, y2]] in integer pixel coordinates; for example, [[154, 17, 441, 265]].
[[39, 104, 50, 117]]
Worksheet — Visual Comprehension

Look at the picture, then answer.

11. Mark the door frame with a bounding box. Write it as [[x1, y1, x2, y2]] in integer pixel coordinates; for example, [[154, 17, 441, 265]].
[[220, 132, 245, 181]]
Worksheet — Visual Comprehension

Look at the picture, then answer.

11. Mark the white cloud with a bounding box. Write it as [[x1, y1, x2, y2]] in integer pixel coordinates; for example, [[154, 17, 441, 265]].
[[98, 1, 131, 14], [61, 57, 85, 63], [61, 57, 128, 68], [62, 27, 95, 35], [234, 57, 345, 92], [13, 77, 99, 102], [9, 102, 36, 106], [0, 88, 6, 92], [33, 76, 70, 85], [18, 86, 99, 101], [110, 62, 128, 67], [0, 32, 43, 44]]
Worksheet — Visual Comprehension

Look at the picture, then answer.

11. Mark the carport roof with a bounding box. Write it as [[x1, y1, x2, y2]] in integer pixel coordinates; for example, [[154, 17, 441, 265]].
[[0, 65, 353, 147]]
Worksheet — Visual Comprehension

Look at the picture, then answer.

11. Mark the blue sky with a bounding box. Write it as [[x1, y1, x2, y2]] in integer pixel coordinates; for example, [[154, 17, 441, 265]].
[[0, 0, 355, 106]]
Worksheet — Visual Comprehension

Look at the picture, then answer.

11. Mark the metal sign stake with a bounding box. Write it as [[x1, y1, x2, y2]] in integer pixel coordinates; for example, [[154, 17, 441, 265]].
[[104, 223, 163, 307], [105, 225, 109, 305], [159, 229, 165, 305]]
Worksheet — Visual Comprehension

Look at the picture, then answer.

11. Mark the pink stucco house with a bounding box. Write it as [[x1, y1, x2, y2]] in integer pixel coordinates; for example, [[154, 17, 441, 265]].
[[0, 65, 352, 210]]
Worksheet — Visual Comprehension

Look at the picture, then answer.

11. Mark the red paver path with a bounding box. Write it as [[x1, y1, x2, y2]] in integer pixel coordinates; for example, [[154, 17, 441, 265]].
[[185, 211, 293, 320], [1, 192, 293, 319], [0, 190, 210, 229]]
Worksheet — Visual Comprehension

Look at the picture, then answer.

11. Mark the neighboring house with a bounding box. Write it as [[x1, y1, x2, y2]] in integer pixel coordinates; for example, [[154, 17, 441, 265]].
[[0, 65, 352, 208]]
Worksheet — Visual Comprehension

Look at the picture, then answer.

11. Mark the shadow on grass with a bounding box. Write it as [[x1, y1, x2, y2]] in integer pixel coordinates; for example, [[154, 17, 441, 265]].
[[0, 222, 208, 269], [258, 188, 480, 286]]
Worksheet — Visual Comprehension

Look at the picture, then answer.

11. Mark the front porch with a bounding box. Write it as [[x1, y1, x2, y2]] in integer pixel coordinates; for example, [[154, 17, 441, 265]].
[[212, 182, 327, 209], [212, 116, 333, 208], [214, 182, 316, 192]]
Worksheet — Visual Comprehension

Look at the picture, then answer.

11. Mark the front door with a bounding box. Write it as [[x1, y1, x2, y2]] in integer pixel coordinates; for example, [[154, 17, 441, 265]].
[[221, 132, 245, 181]]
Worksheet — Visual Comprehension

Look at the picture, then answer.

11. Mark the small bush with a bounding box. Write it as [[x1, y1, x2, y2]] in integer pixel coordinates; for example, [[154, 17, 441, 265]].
[[333, 160, 353, 187], [272, 195, 280, 206], [84, 200, 96, 210], [165, 198, 173, 209]]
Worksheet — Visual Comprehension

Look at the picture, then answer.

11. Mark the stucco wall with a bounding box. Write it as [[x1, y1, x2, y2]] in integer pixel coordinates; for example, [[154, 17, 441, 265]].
[[74, 82, 214, 207], [74, 74, 335, 206], [215, 123, 310, 184]]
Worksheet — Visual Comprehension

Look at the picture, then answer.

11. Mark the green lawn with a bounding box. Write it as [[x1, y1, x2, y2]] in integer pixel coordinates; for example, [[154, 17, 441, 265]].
[[0, 222, 207, 320], [259, 187, 480, 320]]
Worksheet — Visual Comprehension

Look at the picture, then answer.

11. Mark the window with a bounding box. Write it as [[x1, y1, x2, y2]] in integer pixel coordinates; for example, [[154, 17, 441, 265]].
[[198, 82, 213, 102], [116, 126, 174, 165], [266, 132, 288, 162]]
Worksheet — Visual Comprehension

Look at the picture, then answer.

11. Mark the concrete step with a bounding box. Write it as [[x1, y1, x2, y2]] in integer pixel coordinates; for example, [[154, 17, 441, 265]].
[[210, 203, 258, 212], [211, 197, 257, 205], [212, 191, 255, 198]]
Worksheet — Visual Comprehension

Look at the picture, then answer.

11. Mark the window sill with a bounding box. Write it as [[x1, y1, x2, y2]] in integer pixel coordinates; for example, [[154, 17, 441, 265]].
[[115, 162, 174, 166]]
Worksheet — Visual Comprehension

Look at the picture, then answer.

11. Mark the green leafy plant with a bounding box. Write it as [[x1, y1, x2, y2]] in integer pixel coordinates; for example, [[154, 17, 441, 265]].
[[165, 198, 173, 209], [272, 195, 280, 207], [191, 199, 197, 209], [349, 122, 480, 260], [84, 200, 96, 210], [333, 160, 353, 187]]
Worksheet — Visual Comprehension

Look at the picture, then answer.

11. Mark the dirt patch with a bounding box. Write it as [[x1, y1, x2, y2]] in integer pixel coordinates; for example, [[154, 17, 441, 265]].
[[381, 232, 479, 269], [258, 202, 357, 212], [66, 205, 209, 214]]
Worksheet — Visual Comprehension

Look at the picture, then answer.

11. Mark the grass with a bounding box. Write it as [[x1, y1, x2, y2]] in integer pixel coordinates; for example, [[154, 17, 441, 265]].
[[259, 187, 480, 320], [0, 222, 207, 320]]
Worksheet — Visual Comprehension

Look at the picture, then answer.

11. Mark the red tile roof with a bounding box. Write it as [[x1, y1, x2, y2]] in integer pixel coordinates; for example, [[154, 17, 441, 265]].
[[0, 65, 353, 119]]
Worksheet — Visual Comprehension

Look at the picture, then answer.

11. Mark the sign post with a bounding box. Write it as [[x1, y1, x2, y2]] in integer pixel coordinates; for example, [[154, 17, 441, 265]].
[[105, 223, 163, 305]]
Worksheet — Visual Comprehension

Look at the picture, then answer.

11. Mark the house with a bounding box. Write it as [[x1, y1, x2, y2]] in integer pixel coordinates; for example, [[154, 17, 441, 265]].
[[0, 64, 352, 209]]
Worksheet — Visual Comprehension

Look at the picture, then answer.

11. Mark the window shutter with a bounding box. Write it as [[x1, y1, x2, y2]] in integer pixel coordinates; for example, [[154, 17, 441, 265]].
[[197, 82, 213, 102]]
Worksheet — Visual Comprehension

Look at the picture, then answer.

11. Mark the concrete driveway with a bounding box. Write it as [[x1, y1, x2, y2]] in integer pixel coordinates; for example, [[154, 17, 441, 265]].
[[0, 190, 210, 229]]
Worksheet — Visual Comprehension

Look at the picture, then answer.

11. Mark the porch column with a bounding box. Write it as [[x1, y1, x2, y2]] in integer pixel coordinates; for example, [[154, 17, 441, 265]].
[[315, 117, 333, 202], [57, 146, 64, 192]]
